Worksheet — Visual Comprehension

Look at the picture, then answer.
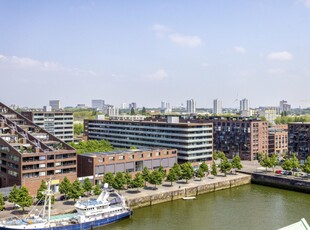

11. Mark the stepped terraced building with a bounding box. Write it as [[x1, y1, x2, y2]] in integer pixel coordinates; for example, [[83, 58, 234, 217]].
[[0, 102, 77, 195]]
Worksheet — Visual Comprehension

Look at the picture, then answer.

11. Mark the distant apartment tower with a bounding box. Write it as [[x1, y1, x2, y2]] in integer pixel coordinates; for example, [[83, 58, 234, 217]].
[[208, 116, 268, 160], [288, 122, 310, 161], [21, 111, 74, 143], [240, 98, 249, 111], [85, 117, 213, 164], [258, 107, 279, 124], [213, 99, 222, 114], [106, 106, 119, 116], [279, 100, 291, 114], [120, 103, 127, 109], [186, 99, 196, 114], [161, 101, 171, 114], [91, 99, 105, 111], [129, 102, 137, 110], [49, 100, 61, 110], [0, 102, 77, 195]]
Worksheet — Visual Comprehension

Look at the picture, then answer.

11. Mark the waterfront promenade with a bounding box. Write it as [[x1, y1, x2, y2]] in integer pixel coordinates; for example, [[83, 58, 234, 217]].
[[0, 172, 251, 219]]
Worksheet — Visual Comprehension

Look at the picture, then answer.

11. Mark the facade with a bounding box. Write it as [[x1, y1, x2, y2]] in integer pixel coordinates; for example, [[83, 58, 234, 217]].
[[259, 107, 279, 124], [213, 99, 222, 115], [21, 111, 74, 143], [0, 102, 77, 195], [84, 117, 213, 164], [279, 100, 291, 114], [77, 148, 177, 184], [92, 99, 105, 111], [268, 125, 288, 156], [49, 100, 61, 110], [288, 122, 310, 161], [186, 99, 196, 114], [207, 116, 268, 160], [109, 115, 147, 121], [240, 98, 249, 112], [161, 101, 171, 114], [106, 106, 119, 116]]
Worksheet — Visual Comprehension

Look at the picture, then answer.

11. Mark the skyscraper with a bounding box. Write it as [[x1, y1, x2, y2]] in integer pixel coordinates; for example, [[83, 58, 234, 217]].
[[186, 99, 196, 114], [213, 99, 222, 114], [91, 99, 105, 111], [279, 100, 291, 113], [49, 100, 61, 110], [240, 98, 249, 112], [161, 101, 171, 113]]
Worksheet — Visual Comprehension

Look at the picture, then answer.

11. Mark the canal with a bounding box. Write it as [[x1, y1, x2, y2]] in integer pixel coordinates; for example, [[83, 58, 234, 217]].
[[103, 184, 310, 230]]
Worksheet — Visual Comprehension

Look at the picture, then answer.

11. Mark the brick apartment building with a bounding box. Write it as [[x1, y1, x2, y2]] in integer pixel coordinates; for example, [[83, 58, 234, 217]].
[[0, 102, 77, 195], [288, 122, 310, 161], [78, 148, 177, 184], [268, 125, 288, 156]]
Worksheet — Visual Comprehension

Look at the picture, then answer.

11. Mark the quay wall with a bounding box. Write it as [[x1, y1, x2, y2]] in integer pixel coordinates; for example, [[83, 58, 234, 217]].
[[126, 175, 251, 209], [251, 173, 310, 194]]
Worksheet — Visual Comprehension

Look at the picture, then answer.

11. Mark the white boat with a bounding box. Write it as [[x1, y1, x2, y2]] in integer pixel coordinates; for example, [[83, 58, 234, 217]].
[[0, 182, 132, 230], [278, 218, 310, 230], [182, 197, 196, 200]]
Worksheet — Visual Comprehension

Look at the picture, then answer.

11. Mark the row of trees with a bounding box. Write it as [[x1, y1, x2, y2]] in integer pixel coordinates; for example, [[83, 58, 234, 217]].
[[213, 151, 243, 176], [69, 140, 114, 154], [8, 186, 33, 213]]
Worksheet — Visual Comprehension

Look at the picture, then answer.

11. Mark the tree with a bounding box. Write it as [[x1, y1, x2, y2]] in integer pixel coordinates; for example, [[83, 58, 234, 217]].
[[129, 146, 137, 149], [302, 157, 310, 174], [211, 162, 218, 176], [141, 107, 146, 115], [74, 123, 84, 136], [181, 162, 194, 183], [0, 193, 4, 211], [142, 166, 150, 187], [291, 153, 300, 169], [158, 165, 166, 180], [166, 169, 177, 186], [102, 172, 114, 187], [124, 172, 132, 189], [259, 154, 272, 172], [199, 162, 209, 173], [113, 172, 126, 190], [172, 163, 182, 180], [93, 184, 102, 195], [8, 185, 19, 205], [220, 158, 232, 176], [218, 151, 226, 160], [197, 168, 205, 181], [83, 178, 93, 195], [130, 172, 144, 191], [213, 151, 219, 160], [59, 177, 72, 199], [231, 155, 243, 174], [130, 107, 135, 115], [148, 170, 163, 189], [36, 180, 47, 203], [281, 158, 293, 171], [69, 140, 113, 154], [15, 186, 33, 213], [270, 154, 279, 172], [68, 180, 84, 202]]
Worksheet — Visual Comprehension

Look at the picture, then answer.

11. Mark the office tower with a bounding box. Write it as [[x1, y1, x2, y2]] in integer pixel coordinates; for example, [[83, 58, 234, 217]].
[[49, 100, 61, 110], [213, 99, 222, 114], [279, 100, 291, 113], [91, 99, 105, 111], [161, 101, 172, 113], [186, 99, 196, 114]]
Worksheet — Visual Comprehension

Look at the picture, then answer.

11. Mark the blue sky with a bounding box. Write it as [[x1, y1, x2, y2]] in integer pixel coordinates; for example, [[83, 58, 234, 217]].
[[1, 0, 310, 108]]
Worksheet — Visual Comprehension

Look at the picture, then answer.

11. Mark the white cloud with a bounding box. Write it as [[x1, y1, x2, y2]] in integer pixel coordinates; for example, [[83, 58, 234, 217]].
[[266, 51, 293, 61], [233, 46, 246, 54], [147, 69, 168, 81], [299, 0, 310, 8], [152, 24, 202, 47]]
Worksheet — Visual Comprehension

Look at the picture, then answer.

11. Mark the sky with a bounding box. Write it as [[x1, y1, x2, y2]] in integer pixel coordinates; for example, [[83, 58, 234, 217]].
[[1, 0, 310, 109]]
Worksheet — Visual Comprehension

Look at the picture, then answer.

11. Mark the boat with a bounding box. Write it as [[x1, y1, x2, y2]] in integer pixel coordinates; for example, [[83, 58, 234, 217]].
[[0, 182, 132, 230], [182, 196, 196, 200], [278, 218, 310, 230]]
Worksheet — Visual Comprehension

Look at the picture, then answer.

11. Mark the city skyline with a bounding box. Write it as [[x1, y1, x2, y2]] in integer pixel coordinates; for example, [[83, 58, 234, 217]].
[[1, 1, 310, 108]]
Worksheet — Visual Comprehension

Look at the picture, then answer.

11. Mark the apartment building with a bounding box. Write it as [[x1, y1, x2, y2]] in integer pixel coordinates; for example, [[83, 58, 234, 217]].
[[0, 102, 77, 195], [21, 111, 74, 143], [85, 117, 213, 164], [268, 125, 288, 156], [78, 148, 177, 184], [213, 99, 222, 115], [186, 99, 196, 114], [206, 116, 268, 160], [49, 100, 61, 110], [288, 122, 310, 161]]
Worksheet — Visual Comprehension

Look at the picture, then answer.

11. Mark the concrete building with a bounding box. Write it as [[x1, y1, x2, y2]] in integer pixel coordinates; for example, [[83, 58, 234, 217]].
[[288, 122, 310, 161], [161, 101, 171, 114], [280, 100, 291, 114], [240, 98, 249, 112], [186, 99, 196, 114], [77, 148, 177, 184], [106, 106, 119, 117], [268, 125, 288, 156], [91, 99, 105, 111], [213, 99, 222, 115], [21, 111, 74, 143], [259, 107, 279, 124], [109, 115, 147, 121], [84, 117, 213, 164], [207, 116, 268, 160], [0, 102, 77, 195], [49, 100, 61, 110]]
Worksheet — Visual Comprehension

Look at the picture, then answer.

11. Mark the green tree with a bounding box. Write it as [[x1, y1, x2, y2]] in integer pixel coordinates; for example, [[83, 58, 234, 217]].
[[68, 180, 84, 202], [69, 140, 113, 154], [8, 185, 19, 205], [141, 107, 146, 115], [211, 162, 218, 176], [0, 193, 4, 211], [291, 153, 300, 169], [172, 163, 182, 180], [158, 165, 166, 180], [281, 158, 293, 171], [270, 154, 279, 172], [74, 123, 84, 136], [166, 169, 177, 186], [199, 162, 209, 174], [15, 186, 33, 213], [302, 157, 310, 174], [130, 172, 144, 191], [259, 154, 272, 172], [83, 178, 93, 195], [36, 180, 47, 203], [93, 184, 102, 195], [59, 177, 72, 199], [130, 107, 135, 115], [142, 166, 151, 187], [124, 172, 132, 189], [129, 146, 137, 149], [231, 155, 243, 174], [148, 170, 163, 189], [197, 168, 205, 181], [113, 172, 126, 190], [181, 162, 194, 183], [220, 157, 232, 176], [218, 151, 226, 160], [213, 151, 219, 160], [102, 172, 115, 187]]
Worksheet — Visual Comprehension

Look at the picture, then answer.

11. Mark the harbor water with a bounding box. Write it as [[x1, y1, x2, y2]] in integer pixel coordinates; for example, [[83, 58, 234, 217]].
[[103, 184, 310, 230]]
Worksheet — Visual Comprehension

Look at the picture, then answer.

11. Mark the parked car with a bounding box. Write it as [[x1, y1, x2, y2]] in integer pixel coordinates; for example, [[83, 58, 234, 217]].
[[275, 169, 282, 174]]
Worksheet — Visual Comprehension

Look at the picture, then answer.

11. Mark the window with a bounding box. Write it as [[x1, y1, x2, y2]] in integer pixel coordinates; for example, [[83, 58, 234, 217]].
[[109, 156, 115, 161], [119, 155, 124, 160]]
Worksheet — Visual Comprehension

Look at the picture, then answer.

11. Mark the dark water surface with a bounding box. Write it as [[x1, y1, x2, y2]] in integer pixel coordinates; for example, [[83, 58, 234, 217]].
[[102, 184, 310, 230]]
